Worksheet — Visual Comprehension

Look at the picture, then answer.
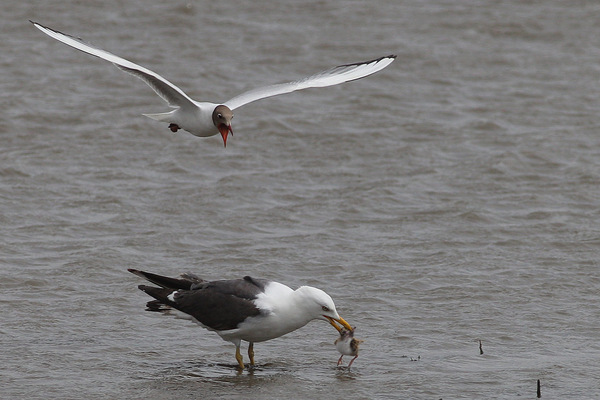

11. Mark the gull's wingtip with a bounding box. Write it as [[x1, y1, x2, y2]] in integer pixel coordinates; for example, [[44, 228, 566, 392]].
[[372, 54, 397, 69], [379, 54, 397, 65], [29, 20, 45, 29], [30, 20, 78, 40], [376, 54, 397, 64], [339, 54, 397, 69], [30, 20, 53, 35]]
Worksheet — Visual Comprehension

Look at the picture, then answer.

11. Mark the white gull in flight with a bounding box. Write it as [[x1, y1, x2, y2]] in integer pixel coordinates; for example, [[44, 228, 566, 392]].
[[31, 21, 395, 146]]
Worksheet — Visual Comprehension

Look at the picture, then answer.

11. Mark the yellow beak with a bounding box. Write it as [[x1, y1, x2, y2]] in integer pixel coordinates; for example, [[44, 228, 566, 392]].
[[325, 315, 353, 332]]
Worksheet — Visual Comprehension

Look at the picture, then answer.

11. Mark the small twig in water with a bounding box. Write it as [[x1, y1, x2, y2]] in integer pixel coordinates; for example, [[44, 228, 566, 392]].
[[537, 379, 541, 398], [479, 340, 484, 355]]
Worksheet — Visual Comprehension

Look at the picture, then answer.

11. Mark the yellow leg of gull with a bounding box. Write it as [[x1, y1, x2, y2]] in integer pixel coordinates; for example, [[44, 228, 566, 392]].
[[235, 345, 245, 370], [248, 342, 255, 365]]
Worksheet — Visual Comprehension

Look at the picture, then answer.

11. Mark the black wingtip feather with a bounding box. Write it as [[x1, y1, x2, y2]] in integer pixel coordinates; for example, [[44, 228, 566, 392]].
[[145, 299, 171, 312], [338, 54, 397, 68], [137, 285, 176, 305], [129, 269, 201, 290]]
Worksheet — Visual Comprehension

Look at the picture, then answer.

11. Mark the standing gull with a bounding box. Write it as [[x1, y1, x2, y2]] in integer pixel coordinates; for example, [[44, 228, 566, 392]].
[[31, 21, 395, 146], [128, 269, 353, 369]]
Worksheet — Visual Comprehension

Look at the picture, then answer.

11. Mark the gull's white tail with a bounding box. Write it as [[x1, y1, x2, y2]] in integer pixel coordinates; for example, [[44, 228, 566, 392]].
[[142, 111, 174, 122]]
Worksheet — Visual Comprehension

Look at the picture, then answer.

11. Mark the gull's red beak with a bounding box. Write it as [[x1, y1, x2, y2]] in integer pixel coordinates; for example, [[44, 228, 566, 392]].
[[218, 123, 233, 147]]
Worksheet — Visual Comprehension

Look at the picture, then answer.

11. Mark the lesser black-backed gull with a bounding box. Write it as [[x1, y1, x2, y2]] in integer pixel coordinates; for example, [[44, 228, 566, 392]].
[[128, 269, 352, 369]]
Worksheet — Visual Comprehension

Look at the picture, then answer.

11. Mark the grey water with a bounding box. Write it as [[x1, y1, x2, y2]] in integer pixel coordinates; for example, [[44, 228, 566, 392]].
[[2, 1, 600, 398]]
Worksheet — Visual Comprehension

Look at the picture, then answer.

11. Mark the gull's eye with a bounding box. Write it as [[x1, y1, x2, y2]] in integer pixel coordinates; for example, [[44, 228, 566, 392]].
[[322, 305, 330, 312], [217, 113, 223, 119]]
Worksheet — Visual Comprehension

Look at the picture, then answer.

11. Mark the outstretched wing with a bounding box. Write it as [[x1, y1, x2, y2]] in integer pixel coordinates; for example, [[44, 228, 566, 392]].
[[31, 21, 196, 109], [224, 55, 396, 110]]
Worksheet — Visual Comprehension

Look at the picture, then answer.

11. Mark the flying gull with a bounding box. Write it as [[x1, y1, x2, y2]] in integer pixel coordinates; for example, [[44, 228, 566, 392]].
[[31, 21, 395, 146], [128, 269, 352, 369]]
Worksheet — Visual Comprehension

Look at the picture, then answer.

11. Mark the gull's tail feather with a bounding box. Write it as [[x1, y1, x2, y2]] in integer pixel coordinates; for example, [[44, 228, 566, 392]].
[[142, 111, 175, 122]]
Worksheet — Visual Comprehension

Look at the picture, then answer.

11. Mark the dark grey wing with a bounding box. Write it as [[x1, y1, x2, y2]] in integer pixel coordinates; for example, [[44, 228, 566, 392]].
[[138, 284, 261, 330], [174, 288, 261, 330], [200, 276, 269, 299]]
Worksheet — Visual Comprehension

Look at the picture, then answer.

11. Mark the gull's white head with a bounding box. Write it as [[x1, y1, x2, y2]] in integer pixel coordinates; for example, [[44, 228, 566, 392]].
[[296, 286, 353, 332]]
